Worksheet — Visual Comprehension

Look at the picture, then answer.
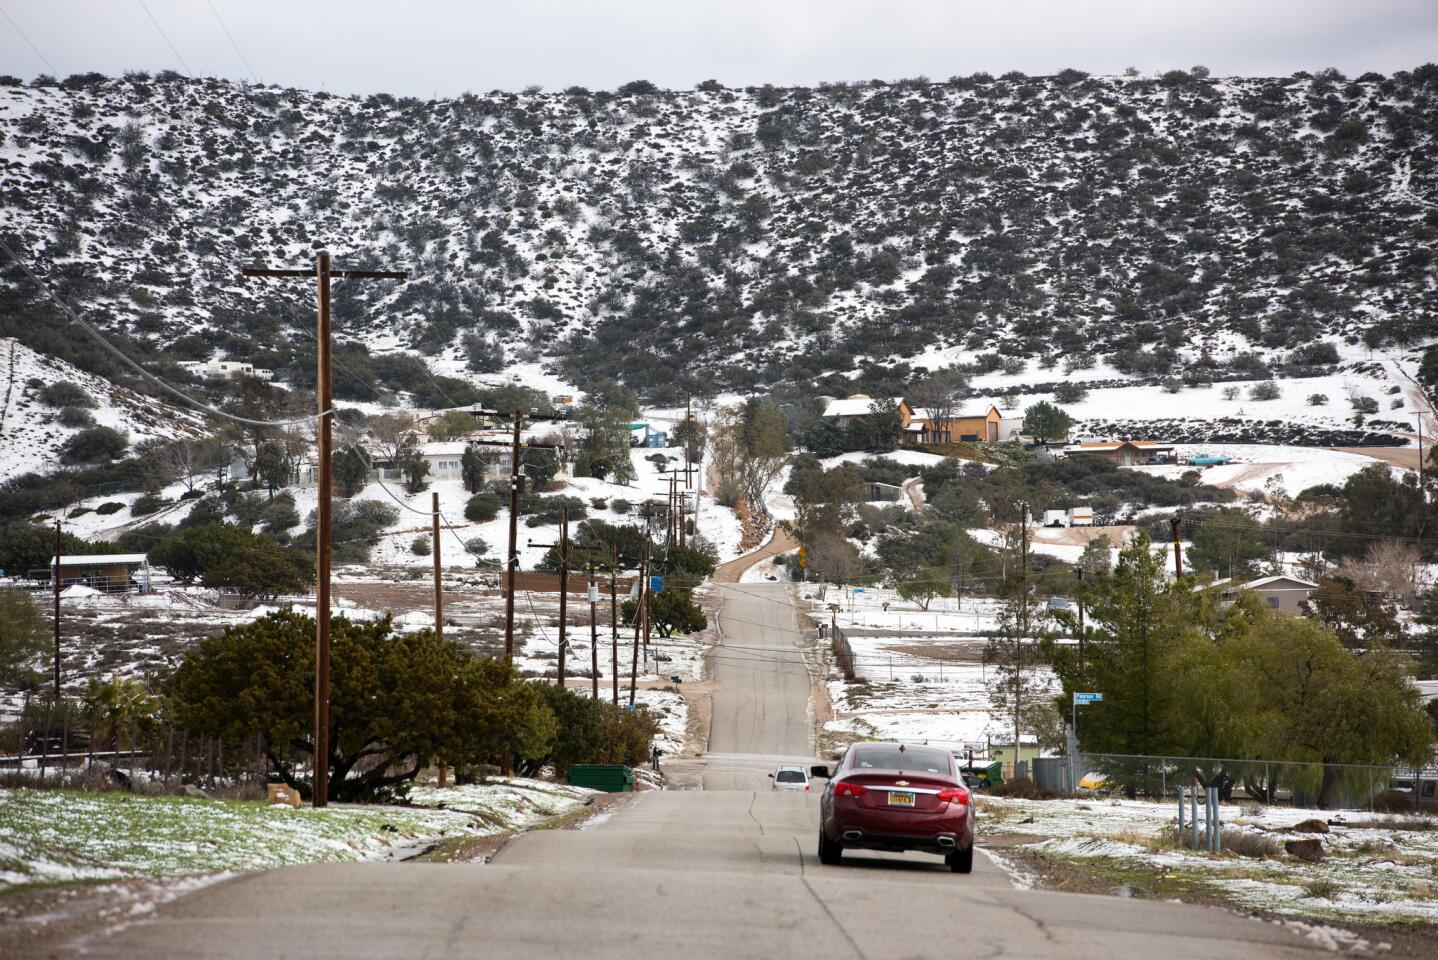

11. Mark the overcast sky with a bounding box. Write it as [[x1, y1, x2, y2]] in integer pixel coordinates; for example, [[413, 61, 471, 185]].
[[3, 1, 1437, 98]]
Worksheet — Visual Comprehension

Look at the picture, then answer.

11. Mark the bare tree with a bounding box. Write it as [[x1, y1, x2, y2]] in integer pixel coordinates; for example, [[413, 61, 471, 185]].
[[370, 412, 417, 465], [907, 367, 968, 444], [1337, 540, 1423, 605], [808, 530, 862, 583]]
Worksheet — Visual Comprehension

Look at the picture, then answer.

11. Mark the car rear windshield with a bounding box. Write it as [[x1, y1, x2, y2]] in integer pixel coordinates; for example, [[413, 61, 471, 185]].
[[850, 746, 950, 774], [775, 770, 806, 783]]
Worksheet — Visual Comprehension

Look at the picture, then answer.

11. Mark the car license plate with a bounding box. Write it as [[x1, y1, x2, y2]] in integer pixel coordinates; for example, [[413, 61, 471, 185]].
[[888, 791, 915, 807]]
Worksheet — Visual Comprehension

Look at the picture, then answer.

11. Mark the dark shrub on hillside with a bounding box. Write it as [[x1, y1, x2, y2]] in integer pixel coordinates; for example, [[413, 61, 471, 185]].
[[465, 491, 501, 522], [60, 426, 128, 464], [38, 381, 93, 408]]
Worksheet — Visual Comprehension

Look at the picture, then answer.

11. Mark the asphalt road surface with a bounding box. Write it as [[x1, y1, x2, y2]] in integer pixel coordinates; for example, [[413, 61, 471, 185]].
[[69, 583, 1330, 959]]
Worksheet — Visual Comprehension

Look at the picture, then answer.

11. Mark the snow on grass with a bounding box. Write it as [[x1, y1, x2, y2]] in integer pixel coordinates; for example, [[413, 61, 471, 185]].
[[406, 777, 596, 826], [981, 794, 1438, 925], [0, 777, 606, 890], [0, 787, 480, 889], [1126, 443, 1388, 496]]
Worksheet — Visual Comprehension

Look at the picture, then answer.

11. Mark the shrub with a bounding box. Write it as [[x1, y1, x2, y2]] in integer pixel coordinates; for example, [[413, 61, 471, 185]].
[[38, 381, 93, 408], [988, 778, 1038, 798], [411, 535, 431, 556], [464, 492, 501, 522], [94, 501, 125, 515], [1248, 382, 1281, 401], [60, 426, 128, 464], [590, 497, 608, 511], [1221, 385, 1241, 401], [58, 405, 94, 427], [464, 537, 489, 557], [1161, 377, 1183, 394], [130, 492, 168, 516], [1307, 393, 1328, 406], [611, 498, 632, 515], [1222, 830, 1280, 858], [1053, 383, 1088, 403]]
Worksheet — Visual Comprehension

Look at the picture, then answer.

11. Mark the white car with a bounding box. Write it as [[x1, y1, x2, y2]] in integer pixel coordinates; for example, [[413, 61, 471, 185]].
[[769, 766, 811, 792]]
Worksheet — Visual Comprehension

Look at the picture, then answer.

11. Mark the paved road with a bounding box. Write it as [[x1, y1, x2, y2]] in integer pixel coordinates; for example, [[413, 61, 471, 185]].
[[70, 582, 1330, 959]]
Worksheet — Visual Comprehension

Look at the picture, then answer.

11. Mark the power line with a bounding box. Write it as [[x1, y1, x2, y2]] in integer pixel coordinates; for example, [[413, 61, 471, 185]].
[[206, 0, 257, 82], [136, 0, 193, 76], [0, 237, 326, 428], [0, 7, 57, 76]]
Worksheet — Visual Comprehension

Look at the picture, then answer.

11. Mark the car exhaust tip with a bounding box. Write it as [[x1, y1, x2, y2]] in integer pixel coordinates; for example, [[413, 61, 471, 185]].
[[842, 830, 863, 841], [936, 835, 957, 848]]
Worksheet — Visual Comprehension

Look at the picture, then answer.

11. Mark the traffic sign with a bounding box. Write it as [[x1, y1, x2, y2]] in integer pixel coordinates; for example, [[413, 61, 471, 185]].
[[853, 587, 865, 594], [650, 575, 664, 594], [1073, 692, 1103, 704]]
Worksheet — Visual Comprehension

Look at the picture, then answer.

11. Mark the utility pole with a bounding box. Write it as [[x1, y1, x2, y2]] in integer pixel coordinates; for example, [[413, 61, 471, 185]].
[[433, 496, 446, 790], [630, 544, 646, 707], [1417, 413, 1427, 500], [431, 492, 443, 642], [1076, 567, 1086, 673], [52, 518, 61, 700], [610, 545, 619, 705], [243, 252, 405, 808], [588, 565, 599, 699], [1170, 515, 1184, 581], [1016, 503, 1028, 780], [504, 411, 522, 665], [557, 507, 569, 688]]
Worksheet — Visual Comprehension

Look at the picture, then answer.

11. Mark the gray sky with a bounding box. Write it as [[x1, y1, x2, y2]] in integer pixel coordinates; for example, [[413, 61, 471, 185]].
[[3, 1, 1436, 97]]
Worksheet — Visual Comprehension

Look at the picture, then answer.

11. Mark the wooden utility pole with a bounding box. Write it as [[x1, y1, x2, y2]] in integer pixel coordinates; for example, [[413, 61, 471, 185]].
[[1016, 503, 1028, 780], [588, 566, 599, 699], [431, 492, 443, 642], [52, 518, 61, 700], [557, 507, 569, 688], [243, 252, 406, 808], [504, 411, 523, 664], [1076, 567, 1086, 673], [610, 545, 619, 705], [1416, 413, 1426, 500], [1170, 516, 1184, 582], [630, 545, 646, 707]]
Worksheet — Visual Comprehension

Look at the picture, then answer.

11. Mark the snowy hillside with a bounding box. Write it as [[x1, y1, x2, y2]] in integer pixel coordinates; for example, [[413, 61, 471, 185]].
[[1, 68, 1436, 399], [0, 336, 205, 482]]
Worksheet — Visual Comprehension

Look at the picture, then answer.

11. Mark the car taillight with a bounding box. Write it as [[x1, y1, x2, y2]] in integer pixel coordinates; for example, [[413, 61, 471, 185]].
[[937, 787, 970, 804], [834, 781, 868, 797]]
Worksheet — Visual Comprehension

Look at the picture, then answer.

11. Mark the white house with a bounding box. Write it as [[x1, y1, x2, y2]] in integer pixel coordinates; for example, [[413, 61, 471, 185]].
[[177, 359, 274, 381], [822, 394, 903, 429]]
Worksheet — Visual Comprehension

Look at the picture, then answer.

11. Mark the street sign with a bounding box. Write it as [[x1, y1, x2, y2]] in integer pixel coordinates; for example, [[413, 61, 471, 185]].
[[650, 575, 664, 594], [1073, 692, 1103, 704], [853, 587, 865, 594]]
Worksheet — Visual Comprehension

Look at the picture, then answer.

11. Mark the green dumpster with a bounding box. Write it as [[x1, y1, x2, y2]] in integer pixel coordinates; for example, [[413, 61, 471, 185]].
[[964, 762, 1004, 789], [569, 764, 635, 793]]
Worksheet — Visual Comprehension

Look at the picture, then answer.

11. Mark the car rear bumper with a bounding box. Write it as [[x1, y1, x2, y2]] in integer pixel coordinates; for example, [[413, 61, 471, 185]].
[[824, 805, 973, 852]]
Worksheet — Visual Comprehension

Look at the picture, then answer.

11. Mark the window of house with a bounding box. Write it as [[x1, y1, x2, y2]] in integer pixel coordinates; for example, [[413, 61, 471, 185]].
[[1266, 597, 1280, 609]]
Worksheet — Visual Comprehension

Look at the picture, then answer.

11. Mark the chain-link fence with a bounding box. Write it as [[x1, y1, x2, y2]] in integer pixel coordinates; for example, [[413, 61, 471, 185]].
[[1069, 751, 1438, 813]]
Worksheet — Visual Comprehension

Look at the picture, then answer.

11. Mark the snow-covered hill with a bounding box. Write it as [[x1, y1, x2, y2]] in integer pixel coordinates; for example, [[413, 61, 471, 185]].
[[0, 337, 205, 481], [1, 68, 1436, 398]]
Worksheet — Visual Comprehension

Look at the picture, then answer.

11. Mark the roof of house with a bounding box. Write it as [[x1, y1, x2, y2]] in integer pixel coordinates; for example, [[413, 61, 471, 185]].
[[906, 404, 1002, 422], [53, 554, 149, 567], [822, 394, 899, 417], [1241, 575, 1318, 591], [1072, 440, 1174, 452], [419, 442, 469, 457]]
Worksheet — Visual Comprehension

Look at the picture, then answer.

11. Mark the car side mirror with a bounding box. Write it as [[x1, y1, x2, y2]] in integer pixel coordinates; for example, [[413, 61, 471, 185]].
[[809, 764, 831, 779], [767, 772, 774, 778]]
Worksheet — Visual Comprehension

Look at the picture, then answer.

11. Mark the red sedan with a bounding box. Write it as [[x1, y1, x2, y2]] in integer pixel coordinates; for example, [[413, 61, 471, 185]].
[[812, 742, 975, 873]]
